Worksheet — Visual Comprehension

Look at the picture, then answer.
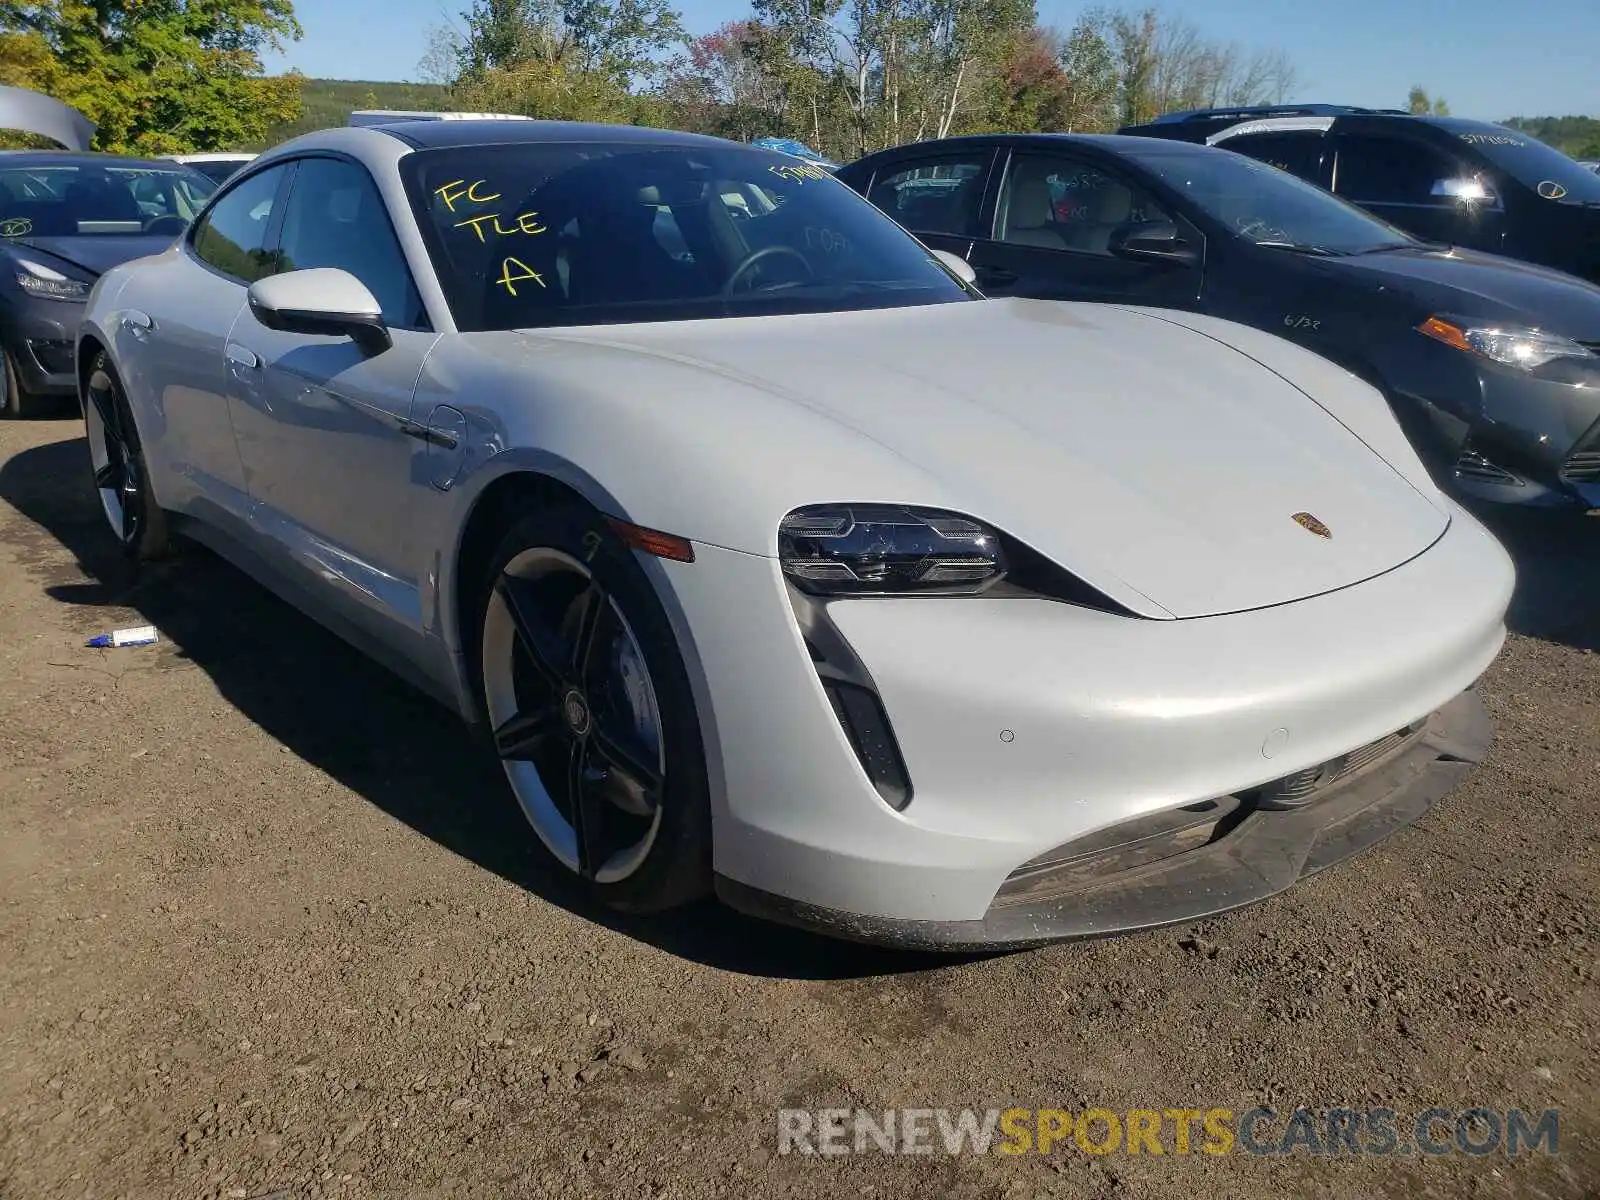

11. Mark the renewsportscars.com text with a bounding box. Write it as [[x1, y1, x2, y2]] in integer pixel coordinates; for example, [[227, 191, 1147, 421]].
[[777, 1106, 1560, 1158]]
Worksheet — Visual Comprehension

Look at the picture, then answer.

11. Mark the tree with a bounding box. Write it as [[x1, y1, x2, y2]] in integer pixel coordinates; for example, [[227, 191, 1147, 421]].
[[1408, 85, 1449, 116], [417, 23, 465, 86], [455, 0, 685, 86], [0, 0, 304, 154], [1056, 11, 1117, 131]]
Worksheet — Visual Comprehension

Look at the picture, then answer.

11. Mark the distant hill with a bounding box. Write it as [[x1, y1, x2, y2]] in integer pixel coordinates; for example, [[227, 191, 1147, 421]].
[[1502, 115, 1600, 160], [251, 78, 453, 149]]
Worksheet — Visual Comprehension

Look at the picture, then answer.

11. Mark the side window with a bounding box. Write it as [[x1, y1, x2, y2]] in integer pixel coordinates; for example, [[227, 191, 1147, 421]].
[[865, 155, 988, 236], [190, 165, 288, 282], [1334, 136, 1494, 208], [996, 155, 1173, 255], [1216, 133, 1324, 183], [276, 157, 427, 328]]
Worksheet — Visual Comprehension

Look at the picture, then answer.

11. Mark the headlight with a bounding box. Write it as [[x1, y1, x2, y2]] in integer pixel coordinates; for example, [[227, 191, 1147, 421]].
[[14, 257, 90, 302], [1419, 316, 1595, 372], [778, 504, 1007, 595]]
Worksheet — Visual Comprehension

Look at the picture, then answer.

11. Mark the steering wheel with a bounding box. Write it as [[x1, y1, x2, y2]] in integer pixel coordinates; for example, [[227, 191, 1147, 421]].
[[143, 214, 188, 236], [722, 244, 814, 295]]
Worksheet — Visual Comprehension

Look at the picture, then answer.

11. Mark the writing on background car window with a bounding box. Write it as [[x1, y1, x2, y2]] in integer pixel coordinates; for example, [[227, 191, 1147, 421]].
[[497, 256, 546, 296], [804, 226, 850, 256], [434, 179, 503, 211], [455, 210, 549, 242], [1459, 133, 1525, 147], [768, 162, 830, 184], [1, 218, 32, 238]]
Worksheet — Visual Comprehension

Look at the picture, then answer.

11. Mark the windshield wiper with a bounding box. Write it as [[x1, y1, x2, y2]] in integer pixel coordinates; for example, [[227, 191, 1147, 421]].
[[1254, 241, 1343, 257], [1348, 241, 1418, 255]]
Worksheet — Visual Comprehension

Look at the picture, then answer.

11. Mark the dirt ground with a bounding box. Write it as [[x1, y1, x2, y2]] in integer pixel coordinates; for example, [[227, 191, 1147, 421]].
[[0, 413, 1596, 1200]]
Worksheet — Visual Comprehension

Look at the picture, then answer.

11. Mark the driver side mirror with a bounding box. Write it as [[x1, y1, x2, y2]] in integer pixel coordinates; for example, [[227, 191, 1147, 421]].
[[247, 267, 392, 354], [1108, 220, 1200, 267]]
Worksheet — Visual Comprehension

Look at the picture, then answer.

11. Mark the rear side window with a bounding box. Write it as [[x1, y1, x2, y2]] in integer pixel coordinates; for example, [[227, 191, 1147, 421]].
[[1216, 133, 1325, 183], [866, 155, 989, 237], [191, 165, 288, 282], [1333, 136, 1482, 208]]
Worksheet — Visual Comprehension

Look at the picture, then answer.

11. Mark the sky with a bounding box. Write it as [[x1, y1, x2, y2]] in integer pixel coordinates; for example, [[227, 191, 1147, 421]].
[[262, 0, 1599, 122]]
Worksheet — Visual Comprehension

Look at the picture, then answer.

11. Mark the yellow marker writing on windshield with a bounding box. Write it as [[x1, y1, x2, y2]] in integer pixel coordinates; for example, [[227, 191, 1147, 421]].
[[455, 211, 548, 242], [497, 257, 546, 296], [434, 179, 503, 212]]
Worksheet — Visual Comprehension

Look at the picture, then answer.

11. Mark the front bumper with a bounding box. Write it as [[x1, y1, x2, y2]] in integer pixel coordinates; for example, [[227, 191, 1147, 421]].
[[1398, 358, 1600, 508], [717, 687, 1489, 950], [661, 503, 1511, 945], [3, 299, 83, 397]]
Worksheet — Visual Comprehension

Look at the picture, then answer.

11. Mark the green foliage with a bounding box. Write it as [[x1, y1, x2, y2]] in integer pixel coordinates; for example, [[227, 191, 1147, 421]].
[[0, 0, 305, 154], [1407, 85, 1449, 116], [1503, 115, 1600, 159], [255, 78, 453, 148], [456, 0, 684, 85]]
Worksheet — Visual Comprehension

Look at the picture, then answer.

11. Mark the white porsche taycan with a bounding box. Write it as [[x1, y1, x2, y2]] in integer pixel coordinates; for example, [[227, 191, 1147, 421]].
[[75, 119, 1514, 948]]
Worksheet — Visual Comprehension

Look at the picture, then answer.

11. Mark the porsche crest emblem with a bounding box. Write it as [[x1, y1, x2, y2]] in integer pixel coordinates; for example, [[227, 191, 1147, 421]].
[[1292, 512, 1332, 539]]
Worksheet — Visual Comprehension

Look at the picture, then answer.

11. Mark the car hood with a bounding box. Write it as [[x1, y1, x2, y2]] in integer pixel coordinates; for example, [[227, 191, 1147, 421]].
[[1327, 245, 1600, 334], [523, 299, 1449, 619], [6, 235, 175, 279]]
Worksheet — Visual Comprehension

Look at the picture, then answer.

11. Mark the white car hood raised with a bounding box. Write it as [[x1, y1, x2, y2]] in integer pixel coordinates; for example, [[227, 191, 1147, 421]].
[[523, 298, 1449, 619]]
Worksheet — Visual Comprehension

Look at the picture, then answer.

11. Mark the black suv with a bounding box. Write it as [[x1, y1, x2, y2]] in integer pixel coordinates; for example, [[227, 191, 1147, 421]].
[[1118, 105, 1600, 284], [836, 133, 1600, 509]]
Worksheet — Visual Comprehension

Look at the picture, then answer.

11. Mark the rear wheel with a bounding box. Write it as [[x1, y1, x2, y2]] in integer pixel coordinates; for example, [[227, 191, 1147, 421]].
[[476, 504, 712, 912], [83, 352, 174, 560], [1, 348, 47, 420]]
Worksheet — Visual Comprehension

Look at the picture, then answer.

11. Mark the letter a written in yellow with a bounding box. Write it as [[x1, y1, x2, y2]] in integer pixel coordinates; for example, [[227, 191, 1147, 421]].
[[496, 257, 546, 297]]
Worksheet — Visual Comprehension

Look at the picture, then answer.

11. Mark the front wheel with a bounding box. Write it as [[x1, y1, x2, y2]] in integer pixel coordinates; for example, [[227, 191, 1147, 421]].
[[83, 352, 174, 560], [475, 505, 712, 913]]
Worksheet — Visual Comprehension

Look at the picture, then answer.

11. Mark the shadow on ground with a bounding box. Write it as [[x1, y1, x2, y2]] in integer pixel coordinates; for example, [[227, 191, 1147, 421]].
[[0, 436, 979, 981]]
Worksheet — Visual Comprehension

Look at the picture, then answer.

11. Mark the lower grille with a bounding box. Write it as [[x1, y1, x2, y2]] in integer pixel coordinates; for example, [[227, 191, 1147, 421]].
[[1454, 449, 1524, 486], [1561, 450, 1600, 484], [26, 338, 73, 375], [1253, 720, 1426, 808]]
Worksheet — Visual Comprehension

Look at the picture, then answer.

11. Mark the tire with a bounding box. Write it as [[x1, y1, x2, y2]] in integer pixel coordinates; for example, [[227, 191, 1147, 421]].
[[82, 351, 174, 561], [474, 502, 712, 913], [1, 347, 46, 420]]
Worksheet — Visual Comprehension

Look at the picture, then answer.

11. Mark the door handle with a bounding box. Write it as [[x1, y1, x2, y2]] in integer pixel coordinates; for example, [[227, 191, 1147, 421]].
[[225, 343, 261, 372], [397, 418, 459, 450]]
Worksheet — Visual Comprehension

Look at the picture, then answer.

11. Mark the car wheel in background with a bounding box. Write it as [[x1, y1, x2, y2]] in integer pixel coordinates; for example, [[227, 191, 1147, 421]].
[[476, 504, 712, 913], [1, 348, 46, 420], [83, 352, 174, 560]]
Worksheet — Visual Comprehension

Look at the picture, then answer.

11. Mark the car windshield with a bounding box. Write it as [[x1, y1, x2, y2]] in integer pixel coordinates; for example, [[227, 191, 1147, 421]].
[[1123, 145, 1418, 255], [401, 142, 971, 331], [1452, 127, 1600, 204], [0, 162, 215, 238]]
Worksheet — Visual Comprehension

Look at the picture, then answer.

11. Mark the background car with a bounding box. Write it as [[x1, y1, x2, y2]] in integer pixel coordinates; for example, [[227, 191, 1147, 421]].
[[837, 133, 1600, 509], [1118, 104, 1600, 284], [0, 151, 215, 417], [162, 152, 258, 186], [75, 119, 1511, 949]]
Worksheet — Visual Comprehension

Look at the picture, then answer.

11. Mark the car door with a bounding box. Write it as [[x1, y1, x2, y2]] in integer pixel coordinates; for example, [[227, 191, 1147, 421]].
[[966, 150, 1203, 306], [859, 149, 996, 259], [1331, 132, 1508, 253], [138, 162, 291, 518], [224, 154, 442, 642]]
